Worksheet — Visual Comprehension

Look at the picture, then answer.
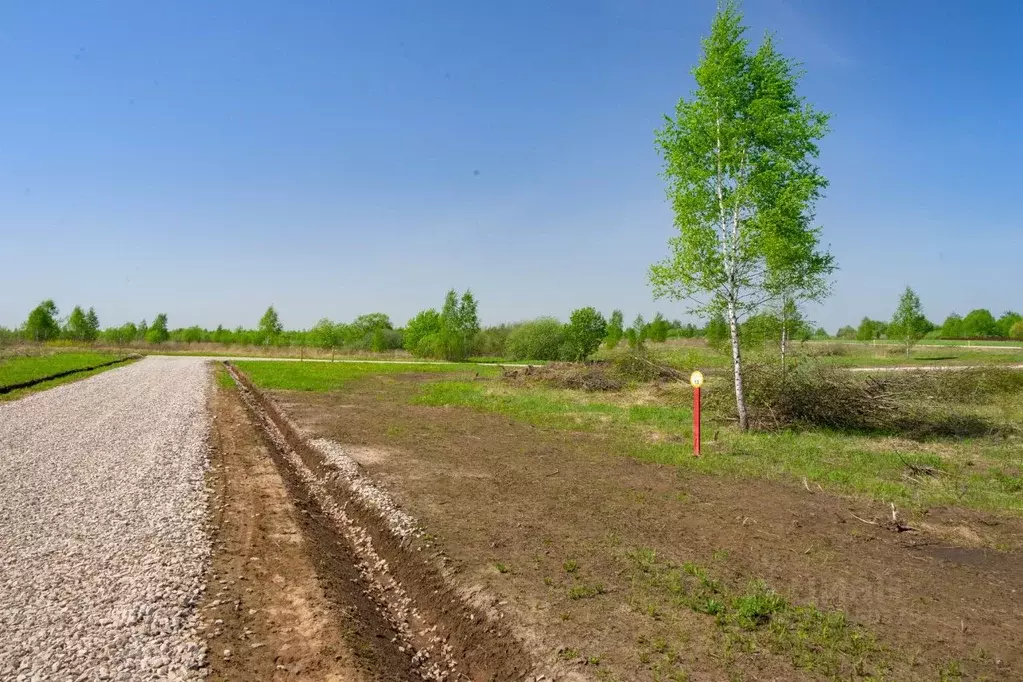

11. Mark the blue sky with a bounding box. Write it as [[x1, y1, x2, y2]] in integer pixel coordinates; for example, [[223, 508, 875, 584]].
[[1, 0, 1020, 332]]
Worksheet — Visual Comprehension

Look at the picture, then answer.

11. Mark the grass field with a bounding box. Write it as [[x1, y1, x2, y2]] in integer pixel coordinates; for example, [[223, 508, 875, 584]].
[[0, 351, 127, 389], [231, 359, 495, 392]]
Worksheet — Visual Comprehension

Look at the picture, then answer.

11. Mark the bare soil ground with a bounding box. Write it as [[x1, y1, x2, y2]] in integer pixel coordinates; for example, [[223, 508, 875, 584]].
[[272, 373, 1023, 681], [203, 379, 419, 680]]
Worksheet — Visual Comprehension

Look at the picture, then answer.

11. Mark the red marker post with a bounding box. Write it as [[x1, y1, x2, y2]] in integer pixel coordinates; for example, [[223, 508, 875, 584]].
[[690, 371, 704, 457]]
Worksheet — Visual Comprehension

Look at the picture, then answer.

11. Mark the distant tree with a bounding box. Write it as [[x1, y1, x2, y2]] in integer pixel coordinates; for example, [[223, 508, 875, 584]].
[[1010, 320, 1023, 340], [813, 327, 829, 339], [212, 324, 231, 344], [84, 308, 100, 341], [259, 306, 284, 345], [890, 287, 928, 355], [24, 300, 61, 342], [646, 312, 670, 343], [116, 322, 138, 346], [855, 317, 880, 342], [179, 325, 204, 343], [961, 309, 999, 338], [430, 289, 482, 361], [675, 322, 700, 339], [704, 314, 729, 349], [605, 310, 625, 348], [351, 313, 392, 335], [457, 290, 481, 356], [474, 324, 514, 358], [370, 328, 402, 352], [563, 307, 607, 361], [146, 313, 170, 344], [404, 310, 442, 356], [741, 313, 780, 347], [776, 298, 812, 367], [628, 314, 646, 350], [997, 311, 1022, 338], [65, 306, 90, 341], [835, 325, 856, 340], [940, 312, 964, 339]]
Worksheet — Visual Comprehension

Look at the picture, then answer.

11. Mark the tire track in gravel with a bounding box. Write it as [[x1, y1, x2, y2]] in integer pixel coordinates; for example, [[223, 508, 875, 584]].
[[0, 357, 211, 682]]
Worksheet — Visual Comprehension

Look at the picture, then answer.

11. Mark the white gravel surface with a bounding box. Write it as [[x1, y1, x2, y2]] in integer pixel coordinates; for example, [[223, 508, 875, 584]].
[[0, 357, 211, 681]]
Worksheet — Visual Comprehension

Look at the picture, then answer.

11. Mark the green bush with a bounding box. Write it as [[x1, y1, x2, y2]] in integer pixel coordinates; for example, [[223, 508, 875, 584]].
[[563, 307, 606, 361], [1011, 320, 1023, 340], [506, 318, 566, 361], [475, 324, 514, 358], [404, 309, 441, 355], [416, 333, 442, 358]]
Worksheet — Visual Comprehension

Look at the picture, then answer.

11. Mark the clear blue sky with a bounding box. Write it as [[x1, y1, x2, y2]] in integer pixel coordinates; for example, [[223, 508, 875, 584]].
[[2, 0, 1020, 332]]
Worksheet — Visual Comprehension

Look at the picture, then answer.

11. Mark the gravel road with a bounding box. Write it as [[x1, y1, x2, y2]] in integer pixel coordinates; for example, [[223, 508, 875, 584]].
[[0, 357, 211, 681]]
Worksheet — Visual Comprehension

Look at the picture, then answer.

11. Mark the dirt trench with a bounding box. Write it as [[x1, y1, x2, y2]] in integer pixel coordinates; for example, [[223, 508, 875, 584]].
[[208, 363, 537, 680]]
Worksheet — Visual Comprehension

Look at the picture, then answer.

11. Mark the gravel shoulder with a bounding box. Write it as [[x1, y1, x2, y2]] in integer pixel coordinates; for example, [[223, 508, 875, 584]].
[[0, 357, 211, 681]]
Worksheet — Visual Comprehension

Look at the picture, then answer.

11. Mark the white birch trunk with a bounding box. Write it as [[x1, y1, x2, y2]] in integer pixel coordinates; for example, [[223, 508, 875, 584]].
[[726, 299, 749, 431]]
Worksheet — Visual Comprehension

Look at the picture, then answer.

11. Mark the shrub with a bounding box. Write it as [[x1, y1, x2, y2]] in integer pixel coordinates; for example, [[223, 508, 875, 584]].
[[475, 324, 514, 358], [370, 328, 402, 352], [404, 309, 441, 355], [506, 318, 566, 361], [1010, 320, 1023, 341], [961, 309, 999, 338], [998, 311, 1022, 338], [416, 333, 442, 358], [562, 307, 606, 361]]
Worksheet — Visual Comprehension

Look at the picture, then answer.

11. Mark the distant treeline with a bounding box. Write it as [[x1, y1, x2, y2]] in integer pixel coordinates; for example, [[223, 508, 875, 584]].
[[1, 295, 712, 361], [836, 308, 1023, 342], [4, 295, 1018, 361]]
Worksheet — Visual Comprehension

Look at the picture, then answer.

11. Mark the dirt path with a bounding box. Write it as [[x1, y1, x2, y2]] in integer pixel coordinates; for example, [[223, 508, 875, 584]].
[[275, 373, 1023, 681], [203, 375, 418, 681]]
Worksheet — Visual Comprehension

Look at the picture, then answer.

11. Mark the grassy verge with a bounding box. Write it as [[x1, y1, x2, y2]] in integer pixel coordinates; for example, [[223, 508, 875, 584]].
[[0, 358, 138, 402], [233, 360, 497, 392], [0, 351, 127, 389], [415, 379, 1023, 515]]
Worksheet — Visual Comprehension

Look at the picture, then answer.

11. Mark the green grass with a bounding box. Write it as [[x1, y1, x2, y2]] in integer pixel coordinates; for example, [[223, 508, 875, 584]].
[[214, 365, 237, 390], [623, 548, 896, 680], [234, 360, 498, 392], [415, 379, 1023, 514], [0, 358, 137, 401], [0, 351, 127, 390]]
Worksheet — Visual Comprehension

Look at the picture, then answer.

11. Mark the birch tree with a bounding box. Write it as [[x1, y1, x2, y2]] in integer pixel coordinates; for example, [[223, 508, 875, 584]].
[[650, 1, 831, 430]]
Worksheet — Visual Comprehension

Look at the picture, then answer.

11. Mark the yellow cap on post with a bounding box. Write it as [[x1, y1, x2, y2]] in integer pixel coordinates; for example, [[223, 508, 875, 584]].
[[689, 370, 704, 388]]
